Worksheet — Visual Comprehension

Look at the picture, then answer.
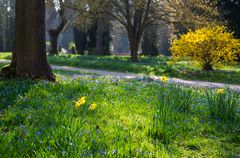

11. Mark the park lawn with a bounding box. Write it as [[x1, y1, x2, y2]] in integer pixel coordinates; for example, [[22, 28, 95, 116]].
[[1, 52, 240, 84], [0, 64, 240, 157]]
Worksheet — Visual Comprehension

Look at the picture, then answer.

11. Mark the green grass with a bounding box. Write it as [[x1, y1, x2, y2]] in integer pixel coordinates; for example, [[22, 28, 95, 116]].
[[0, 63, 239, 157], [1, 52, 240, 84], [0, 52, 12, 60]]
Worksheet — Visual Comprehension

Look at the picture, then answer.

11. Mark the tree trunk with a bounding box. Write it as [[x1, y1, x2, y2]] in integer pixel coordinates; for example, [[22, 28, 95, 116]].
[[5, 15, 15, 52], [86, 20, 98, 55], [130, 42, 138, 62], [0, 14, 3, 52], [1, 0, 55, 81], [73, 27, 86, 55], [96, 19, 104, 55], [127, 30, 140, 62], [203, 62, 213, 71], [142, 26, 159, 56], [48, 21, 66, 55], [48, 30, 59, 55], [48, 4, 66, 55]]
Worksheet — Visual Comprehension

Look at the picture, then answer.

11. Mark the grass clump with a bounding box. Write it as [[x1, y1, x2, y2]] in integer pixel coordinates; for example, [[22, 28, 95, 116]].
[[206, 88, 240, 124]]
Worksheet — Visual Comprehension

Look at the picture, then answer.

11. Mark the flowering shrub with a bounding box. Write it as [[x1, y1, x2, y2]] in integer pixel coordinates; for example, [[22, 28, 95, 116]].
[[170, 26, 240, 71]]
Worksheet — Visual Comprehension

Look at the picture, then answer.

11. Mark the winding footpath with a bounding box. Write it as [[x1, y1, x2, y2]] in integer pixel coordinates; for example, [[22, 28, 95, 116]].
[[1, 59, 240, 92]]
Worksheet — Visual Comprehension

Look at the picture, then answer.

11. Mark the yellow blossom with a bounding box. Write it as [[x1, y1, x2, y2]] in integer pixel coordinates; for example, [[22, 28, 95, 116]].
[[75, 97, 86, 108], [89, 103, 97, 111], [170, 26, 240, 71], [217, 88, 224, 94], [161, 76, 168, 83]]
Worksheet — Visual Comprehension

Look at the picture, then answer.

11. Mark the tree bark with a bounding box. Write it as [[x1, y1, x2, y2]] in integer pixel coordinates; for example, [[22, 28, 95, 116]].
[[1, 0, 55, 81]]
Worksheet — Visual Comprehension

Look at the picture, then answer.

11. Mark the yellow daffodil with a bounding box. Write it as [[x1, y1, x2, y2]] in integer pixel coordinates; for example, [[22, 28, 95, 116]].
[[75, 97, 86, 108], [161, 76, 168, 83], [89, 103, 97, 111], [217, 88, 224, 94]]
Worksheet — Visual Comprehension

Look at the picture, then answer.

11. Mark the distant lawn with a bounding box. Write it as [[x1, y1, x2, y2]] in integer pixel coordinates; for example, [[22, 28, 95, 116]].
[[0, 52, 12, 60], [1, 52, 240, 84], [0, 70, 239, 157]]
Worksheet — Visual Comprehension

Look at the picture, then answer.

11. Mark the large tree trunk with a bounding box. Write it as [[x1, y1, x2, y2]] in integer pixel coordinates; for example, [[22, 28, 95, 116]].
[[1, 0, 55, 81], [73, 27, 86, 55]]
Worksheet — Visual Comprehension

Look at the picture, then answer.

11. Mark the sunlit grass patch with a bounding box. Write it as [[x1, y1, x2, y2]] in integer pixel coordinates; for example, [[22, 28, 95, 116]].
[[0, 73, 239, 157], [0, 52, 12, 60]]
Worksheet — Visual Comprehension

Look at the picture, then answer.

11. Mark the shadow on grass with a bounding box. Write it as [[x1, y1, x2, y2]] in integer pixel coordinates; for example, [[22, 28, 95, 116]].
[[0, 78, 35, 109]]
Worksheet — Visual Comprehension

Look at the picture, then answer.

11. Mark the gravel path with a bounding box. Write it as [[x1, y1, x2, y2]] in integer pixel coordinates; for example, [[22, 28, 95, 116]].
[[1, 59, 240, 92]]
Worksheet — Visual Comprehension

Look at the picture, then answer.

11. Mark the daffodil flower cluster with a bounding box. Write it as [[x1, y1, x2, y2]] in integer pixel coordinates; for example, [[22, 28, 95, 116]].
[[75, 96, 97, 111], [75, 97, 86, 108], [161, 76, 168, 83], [217, 88, 224, 94], [89, 103, 97, 111]]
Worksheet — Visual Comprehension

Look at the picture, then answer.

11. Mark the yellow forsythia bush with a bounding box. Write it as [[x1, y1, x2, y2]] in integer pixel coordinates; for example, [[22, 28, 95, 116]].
[[170, 26, 240, 71]]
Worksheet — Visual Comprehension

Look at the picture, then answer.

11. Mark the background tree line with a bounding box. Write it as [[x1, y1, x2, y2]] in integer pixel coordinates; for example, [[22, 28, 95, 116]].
[[0, 0, 240, 80], [0, 0, 239, 58]]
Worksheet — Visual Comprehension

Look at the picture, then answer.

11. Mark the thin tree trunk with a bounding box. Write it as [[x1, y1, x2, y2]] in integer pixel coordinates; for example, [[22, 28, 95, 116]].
[[127, 29, 140, 62], [203, 62, 213, 71], [0, 15, 3, 52], [48, 2, 66, 55], [96, 19, 104, 55], [48, 25, 65, 55], [1, 0, 55, 81], [129, 41, 138, 62], [48, 30, 59, 55], [73, 27, 86, 55]]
